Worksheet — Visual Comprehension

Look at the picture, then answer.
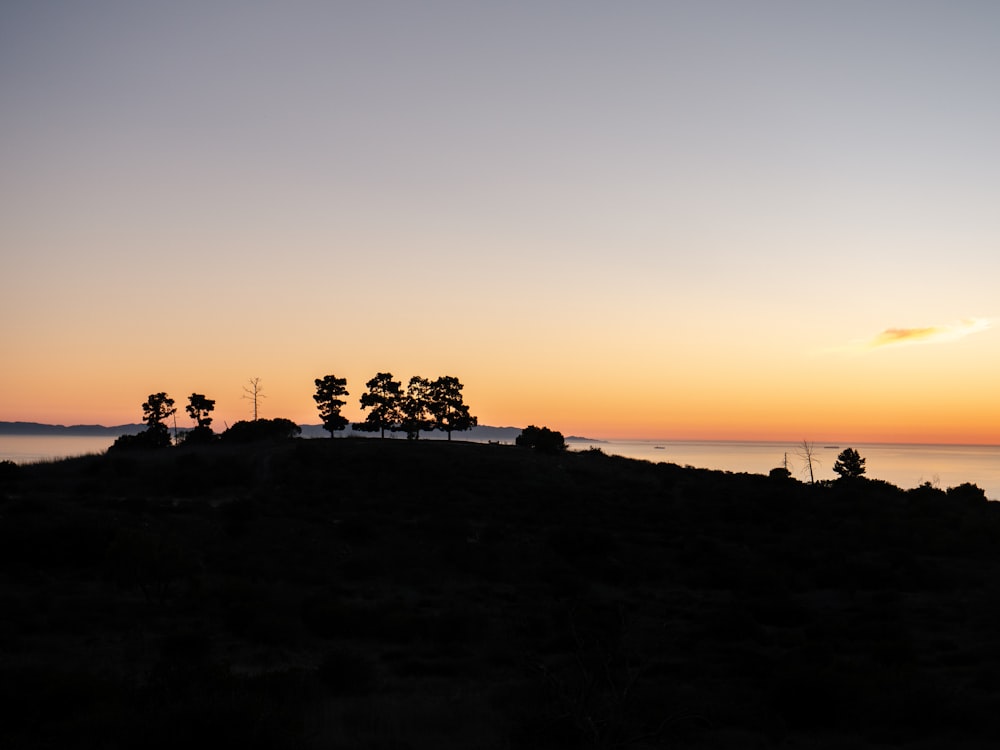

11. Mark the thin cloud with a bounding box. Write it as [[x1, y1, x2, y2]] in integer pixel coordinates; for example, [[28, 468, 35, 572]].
[[865, 318, 992, 349]]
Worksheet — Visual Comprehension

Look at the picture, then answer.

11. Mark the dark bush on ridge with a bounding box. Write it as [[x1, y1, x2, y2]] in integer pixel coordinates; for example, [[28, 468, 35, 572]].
[[221, 418, 301, 443], [0, 459, 18, 485], [515, 425, 566, 453], [178, 425, 215, 446], [947, 482, 987, 504], [109, 425, 171, 451]]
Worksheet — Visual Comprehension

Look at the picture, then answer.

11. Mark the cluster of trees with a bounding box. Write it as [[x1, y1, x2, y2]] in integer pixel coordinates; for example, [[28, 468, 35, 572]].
[[111, 372, 476, 451], [111, 392, 216, 450], [314, 372, 476, 440]]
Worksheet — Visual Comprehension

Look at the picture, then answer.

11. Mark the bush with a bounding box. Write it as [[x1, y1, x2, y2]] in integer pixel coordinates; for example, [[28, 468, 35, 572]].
[[109, 426, 171, 451], [515, 425, 566, 454], [178, 426, 215, 446], [947, 482, 987, 504], [221, 418, 301, 444]]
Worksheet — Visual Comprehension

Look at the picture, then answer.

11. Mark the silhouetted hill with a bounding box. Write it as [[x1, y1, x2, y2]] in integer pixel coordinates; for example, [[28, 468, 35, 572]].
[[2, 438, 998, 748]]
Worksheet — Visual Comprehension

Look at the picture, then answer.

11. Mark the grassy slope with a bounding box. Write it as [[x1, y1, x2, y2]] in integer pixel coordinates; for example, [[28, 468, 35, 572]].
[[2, 439, 1000, 748]]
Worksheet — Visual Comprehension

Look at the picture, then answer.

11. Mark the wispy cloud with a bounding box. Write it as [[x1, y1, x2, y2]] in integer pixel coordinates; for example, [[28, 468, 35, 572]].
[[865, 318, 992, 350]]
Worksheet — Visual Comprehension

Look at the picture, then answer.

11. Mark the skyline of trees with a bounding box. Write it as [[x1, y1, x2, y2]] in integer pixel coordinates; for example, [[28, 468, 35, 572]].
[[350, 372, 478, 440]]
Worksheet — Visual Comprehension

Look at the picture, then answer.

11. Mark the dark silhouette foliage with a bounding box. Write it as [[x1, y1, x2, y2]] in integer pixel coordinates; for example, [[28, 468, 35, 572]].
[[142, 392, 176, 429], [833, 447, 866, 479], [355, 372, 403, 438], [179, 425, 215, 446], [221, 418, 301, 443], [769, 466, 793, 480], [313, 375, 350, 436], [516, 425, 566, 453], [5, 438, 1000, 749], [947, 482, 987, 504], [186, 393, 216, 429], [0, 459, 19, 489], [399, 376, 432, 440], [427, 375, 477, 440], [110, 425, 172, 451], [110, 392, 176, 451]]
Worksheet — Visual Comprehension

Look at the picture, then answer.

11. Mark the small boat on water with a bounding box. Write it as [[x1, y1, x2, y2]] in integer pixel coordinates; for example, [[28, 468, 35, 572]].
[[654, 446, 665, 450]]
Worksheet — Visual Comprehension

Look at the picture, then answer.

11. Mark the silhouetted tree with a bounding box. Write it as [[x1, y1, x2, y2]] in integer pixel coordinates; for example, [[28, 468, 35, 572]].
[[314, 375, 350, 436], [182, 393, 216, 444], [243, 377, 265, 421], [186, 393, 215, 428], [355, 372, 403, 438], [516, 425, 566, 454], [427, 375, 477, 440], [111, 393, 175, 450], [143, 392, 176, 429], [796, 440, 819, 483], [399, 376, 432, 440], [833, 447, 866, 480]]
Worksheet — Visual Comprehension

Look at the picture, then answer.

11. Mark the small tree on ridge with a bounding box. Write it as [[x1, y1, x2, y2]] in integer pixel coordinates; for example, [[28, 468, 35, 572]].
[[427, 375, 477, 440], [833, 447, 866, 480], [314, 375, 350, 436], [355, 372, 403, 438]]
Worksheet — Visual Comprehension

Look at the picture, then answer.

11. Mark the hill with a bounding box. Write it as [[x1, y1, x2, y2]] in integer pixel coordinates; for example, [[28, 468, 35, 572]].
[[1, 439, 999, 748], [0, 421, 144, 436]]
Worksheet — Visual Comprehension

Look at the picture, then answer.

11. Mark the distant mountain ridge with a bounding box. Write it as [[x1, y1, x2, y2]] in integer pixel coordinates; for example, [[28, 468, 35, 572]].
[[0, 421, 145, 437]]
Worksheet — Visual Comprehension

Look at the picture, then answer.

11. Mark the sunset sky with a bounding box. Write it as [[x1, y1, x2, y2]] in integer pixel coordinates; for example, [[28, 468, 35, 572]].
[[2, 1, 998, 443]]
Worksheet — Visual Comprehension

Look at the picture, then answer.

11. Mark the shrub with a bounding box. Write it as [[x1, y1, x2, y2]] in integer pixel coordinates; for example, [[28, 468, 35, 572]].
[[221, 418, 301, 444], [109, 426, 171, 451], [515, 425, 566, 454]]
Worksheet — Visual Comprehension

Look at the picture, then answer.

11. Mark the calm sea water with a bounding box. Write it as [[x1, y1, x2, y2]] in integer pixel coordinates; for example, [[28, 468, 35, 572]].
[[2, 435, 998, 500]]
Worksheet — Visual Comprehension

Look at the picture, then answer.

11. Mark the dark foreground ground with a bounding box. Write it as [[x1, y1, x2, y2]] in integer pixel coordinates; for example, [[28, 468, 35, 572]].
[[2, 439, 1000, 749]]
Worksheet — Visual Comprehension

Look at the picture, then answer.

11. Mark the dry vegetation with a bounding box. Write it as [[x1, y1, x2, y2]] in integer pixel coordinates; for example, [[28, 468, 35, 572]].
[[2, 439, 1000, 748]]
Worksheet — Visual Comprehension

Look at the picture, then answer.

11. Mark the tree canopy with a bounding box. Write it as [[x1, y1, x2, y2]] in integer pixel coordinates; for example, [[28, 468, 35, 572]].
[[400, 376, 432, 440], [313, 375, 350, 436], [186, 393, 216, 429], [142, 392, 176, 430], [833, 447, 866, 480], [355, 373, 404, 438], [427, 375, 477, 440]]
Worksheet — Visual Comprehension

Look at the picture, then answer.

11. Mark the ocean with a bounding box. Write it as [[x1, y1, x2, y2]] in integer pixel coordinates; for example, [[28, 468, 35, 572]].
[[2, 434, 998, 500]]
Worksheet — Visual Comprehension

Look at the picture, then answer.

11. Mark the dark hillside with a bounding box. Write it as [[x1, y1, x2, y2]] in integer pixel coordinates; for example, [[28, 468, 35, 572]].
[[2, 440, 1000, 748]]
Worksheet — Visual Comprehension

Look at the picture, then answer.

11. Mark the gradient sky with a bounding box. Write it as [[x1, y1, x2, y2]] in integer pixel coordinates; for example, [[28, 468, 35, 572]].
[[2, 1, 998, 443]]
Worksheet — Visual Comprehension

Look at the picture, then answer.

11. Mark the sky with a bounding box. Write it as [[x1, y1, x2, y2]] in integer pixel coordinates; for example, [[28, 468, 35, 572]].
[[2, 1, 999, 443]]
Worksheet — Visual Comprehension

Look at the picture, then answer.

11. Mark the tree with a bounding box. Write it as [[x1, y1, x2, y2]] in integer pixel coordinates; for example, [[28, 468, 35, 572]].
[[399, 376, 432, 440], [427, 375, 477, 441], [355, 372, 403, 438], [516, 425, 566, 454], [186, 393, 216, 429], [314, 375, 350, 436], [833, 447, 866, 480], [111, 392, 175, 450], [796, 440, 819, 484], [243, 377, 265, 421]]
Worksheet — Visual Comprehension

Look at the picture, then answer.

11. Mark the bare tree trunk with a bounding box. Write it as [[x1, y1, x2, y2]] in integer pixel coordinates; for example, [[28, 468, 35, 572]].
[[243, 377, 265, 422], [797, 440, 818, 483]]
